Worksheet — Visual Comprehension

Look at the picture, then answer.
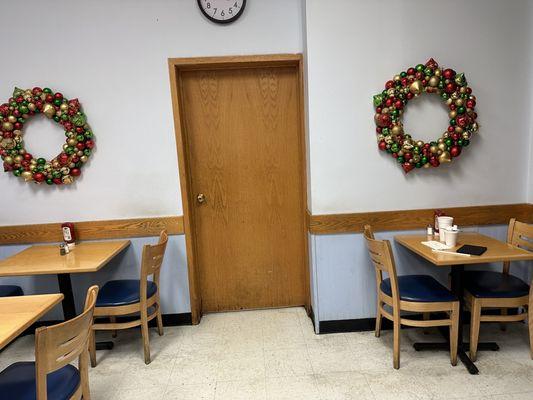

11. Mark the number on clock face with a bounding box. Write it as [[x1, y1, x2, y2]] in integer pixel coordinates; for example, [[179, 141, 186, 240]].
[[198, 0, 246, 24]]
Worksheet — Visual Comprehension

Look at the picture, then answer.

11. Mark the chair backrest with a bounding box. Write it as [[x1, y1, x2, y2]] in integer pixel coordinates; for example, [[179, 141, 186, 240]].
[[35, 285, 98, 399], [504, 219, 533, 274], [363, 225, 400, 306], [140, 230, 169, 300]]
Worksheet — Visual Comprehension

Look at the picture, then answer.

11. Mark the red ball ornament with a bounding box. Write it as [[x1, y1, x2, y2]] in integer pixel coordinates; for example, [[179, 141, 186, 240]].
[[376, 113, 392, 127], [444, 82, 456, 94], [385, 80, 394, 89], [34, 173, 45, 183], [402, 162, 415, 173], [394, 100, 403, 109], [385, 98, 393, 107], [45, 94, 53, 103], [378, 141, 387, 151], [54, 92, 63, 100], [450, 146, 461, 158], [443, 69, 456, 79], [466, 100, 476, 108], [32, 87, 42, 95], [70, 168, 81, 177], [85, 140, 94, 149], [23, 153, 33, 161], [53, 178, 63, 185]]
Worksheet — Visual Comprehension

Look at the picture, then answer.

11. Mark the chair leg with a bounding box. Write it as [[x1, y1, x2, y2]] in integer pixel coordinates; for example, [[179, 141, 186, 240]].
[[110, 316, 118, 338], [375, 300, 382, 338], [450, 302, 459, 366], [156, 302, 164, 337], [80, 348, 91, 400], [500, 308, 508, 331], [140, 308, 151, 364], [470, 298, 482, 362], [89, 327, 97, 368], [393, 312, 401, 369]]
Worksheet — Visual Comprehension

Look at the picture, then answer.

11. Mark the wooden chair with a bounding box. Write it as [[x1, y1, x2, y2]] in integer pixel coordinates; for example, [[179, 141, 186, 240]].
[[0, 285, 99, 400], [363, 225, 460, 369], [464, 219, 533, 361], [90, 231, 168, 366]]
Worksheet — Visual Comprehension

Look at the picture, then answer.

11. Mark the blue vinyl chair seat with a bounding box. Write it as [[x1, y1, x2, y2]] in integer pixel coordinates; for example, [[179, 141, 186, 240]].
[[0, 285, 23, 297], [380, 275, 457, 302], [463, 270, 530, 298], [96, 279, 158, 307], [0, 362, 79, 400]]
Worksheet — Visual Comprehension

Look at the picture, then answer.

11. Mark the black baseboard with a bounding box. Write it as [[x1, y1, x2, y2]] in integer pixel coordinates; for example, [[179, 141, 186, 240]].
[[319, 318, 393, 334], [318, 309, 521, 334]]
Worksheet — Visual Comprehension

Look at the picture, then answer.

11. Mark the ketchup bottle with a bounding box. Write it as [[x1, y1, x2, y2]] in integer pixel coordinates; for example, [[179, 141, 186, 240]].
[[61, 222, 76, 244]]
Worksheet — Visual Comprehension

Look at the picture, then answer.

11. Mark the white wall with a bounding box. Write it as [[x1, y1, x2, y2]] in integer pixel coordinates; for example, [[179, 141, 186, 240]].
[[306, 0, 532, 214], [0, 0, 303, 226]]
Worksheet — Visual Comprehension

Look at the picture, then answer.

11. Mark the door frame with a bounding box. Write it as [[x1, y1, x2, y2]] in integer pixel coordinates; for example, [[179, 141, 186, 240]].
[[168, 54, 310, 324]]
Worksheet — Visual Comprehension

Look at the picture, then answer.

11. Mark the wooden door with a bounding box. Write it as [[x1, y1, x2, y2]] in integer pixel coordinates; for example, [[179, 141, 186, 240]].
[[177, 59, 307, 313]]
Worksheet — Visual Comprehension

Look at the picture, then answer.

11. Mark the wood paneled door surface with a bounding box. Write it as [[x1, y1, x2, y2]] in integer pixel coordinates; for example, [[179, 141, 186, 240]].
[[169, 55, 309, 316]]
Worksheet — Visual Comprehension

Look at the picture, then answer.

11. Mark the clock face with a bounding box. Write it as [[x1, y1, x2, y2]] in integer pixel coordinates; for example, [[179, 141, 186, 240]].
[[197, 0, 246, 24]]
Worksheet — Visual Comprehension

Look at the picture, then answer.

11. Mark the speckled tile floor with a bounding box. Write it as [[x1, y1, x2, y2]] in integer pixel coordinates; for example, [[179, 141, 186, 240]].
[[1, 307, 532, 399]]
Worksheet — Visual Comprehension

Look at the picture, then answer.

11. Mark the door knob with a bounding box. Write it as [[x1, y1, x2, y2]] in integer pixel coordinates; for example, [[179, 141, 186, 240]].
[[197, 193, 206, 204]]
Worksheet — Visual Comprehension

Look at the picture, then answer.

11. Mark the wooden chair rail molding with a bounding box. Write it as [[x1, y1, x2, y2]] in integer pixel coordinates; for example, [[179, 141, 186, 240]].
[[0, 216, 184, 245], [308, 203, 533, 235]]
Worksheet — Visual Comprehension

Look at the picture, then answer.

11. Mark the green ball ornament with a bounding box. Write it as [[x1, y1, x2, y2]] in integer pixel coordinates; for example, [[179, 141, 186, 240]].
[[37, 158, 46, 165], [415, 64, 424, 72], [457, 106, 465, 114], [46, 178, 54, 185], [43, 88, 52, 94], [445, 138, 453, 147], [397, 156, 404, 163]]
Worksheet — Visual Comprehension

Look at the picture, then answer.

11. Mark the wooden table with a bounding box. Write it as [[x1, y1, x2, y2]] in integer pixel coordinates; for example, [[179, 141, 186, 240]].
[[0, 294, 63, 350], [395, 232, 533, 375], [0, 241, 130, 320]]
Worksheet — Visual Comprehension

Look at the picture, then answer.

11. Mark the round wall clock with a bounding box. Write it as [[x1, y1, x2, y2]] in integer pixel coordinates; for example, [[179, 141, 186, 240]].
[[197, 0, 246, 24]]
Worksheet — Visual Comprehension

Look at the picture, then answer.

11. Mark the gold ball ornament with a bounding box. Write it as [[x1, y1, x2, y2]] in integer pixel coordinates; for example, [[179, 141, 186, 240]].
[[67, 138, 77, 146], [429, 76, 439, 87], [455, 98, 464, 106], [391, 125, 403, 136], [60, 103, 69, 112], [21, 171, 33, 181], [60, 167, 70, 175], [8, 115, 17, 123], [14, 155, 23, 163], [438, 142, 447, 151], [409, 80, 423, 95], [471, 122, 479, 132], [449, 110, 457, 119], [438, 151, 452, 163], [80, 156, 88, 163], [43, 103, 56, 118], [28, 103, 36, 112], [2, 122, 14, 131], [3, 156, 13, 165], [416, 140, 424, 147], [62, 175, 74, 185], [430, 145, 438, 154], [434, 68, 442, 77]]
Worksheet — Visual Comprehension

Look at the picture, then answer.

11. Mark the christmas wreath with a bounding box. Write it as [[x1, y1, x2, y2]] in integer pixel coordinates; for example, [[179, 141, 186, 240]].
[[373, 58, 478, 173], [0, 87, 94, 185]]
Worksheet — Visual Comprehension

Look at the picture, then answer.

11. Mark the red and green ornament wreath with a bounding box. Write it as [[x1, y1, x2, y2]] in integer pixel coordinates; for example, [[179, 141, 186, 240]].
[[373, 58, 478, 173], [0, 87, 94, 185]]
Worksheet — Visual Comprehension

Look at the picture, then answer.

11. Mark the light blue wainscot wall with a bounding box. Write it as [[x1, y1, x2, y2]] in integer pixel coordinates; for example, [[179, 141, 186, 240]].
[[310, 225, 533, 332], [0, 235, 190, 321]]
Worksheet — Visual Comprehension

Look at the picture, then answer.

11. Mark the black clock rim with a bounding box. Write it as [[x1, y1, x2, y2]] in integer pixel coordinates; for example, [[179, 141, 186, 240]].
[[197, 0, 246, 24]]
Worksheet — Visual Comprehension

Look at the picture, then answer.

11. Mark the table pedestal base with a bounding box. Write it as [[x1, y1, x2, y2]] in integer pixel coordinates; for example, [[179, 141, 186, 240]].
[[413, 341, 499, 375]]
